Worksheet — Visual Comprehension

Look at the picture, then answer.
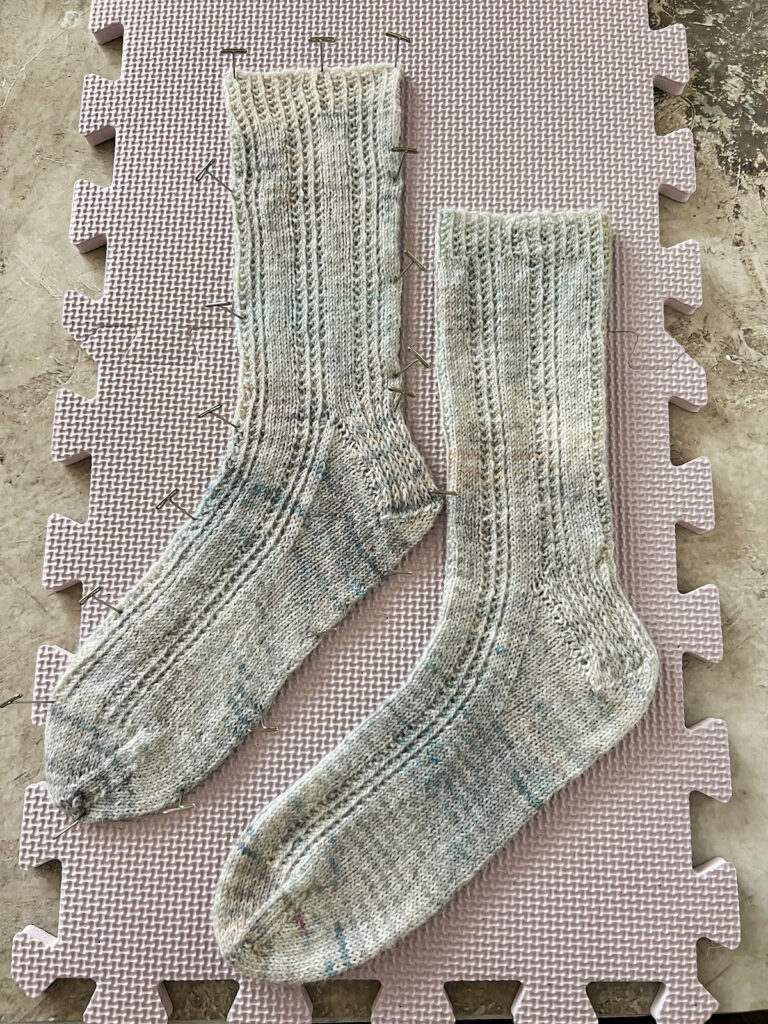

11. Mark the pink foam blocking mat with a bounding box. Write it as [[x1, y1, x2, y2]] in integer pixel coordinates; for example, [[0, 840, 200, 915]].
[[12, 1, 739, 1022]]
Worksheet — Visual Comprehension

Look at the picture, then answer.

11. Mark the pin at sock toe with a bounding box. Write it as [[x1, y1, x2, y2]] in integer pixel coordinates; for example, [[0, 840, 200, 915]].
[[44, 702, 138, 820], [44, 63, 439, 822], [211, 208, 659, 982]]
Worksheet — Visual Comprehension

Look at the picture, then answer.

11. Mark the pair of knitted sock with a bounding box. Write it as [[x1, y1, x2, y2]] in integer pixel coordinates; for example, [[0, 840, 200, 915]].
[[44, 64, 658, 981]]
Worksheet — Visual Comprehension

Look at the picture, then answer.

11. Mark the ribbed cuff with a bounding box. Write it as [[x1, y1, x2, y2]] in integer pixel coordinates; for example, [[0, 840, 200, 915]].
[[223, 62, 401, 135], [221, 61, 405, 416], [436, 208, 611, 267]]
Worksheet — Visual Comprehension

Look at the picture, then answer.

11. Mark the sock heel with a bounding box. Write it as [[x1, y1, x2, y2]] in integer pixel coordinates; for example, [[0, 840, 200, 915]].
[[337, 399, 442, 523]]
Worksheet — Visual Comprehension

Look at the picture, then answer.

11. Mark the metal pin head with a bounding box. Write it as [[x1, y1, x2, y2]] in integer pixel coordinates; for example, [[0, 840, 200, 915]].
[[403, 249, 426, 271], [155, 488, 198, 521], [155, 487, 179, 511], [205, 300, 244, 321], [396, 345, 431, 377], [392, 145, 418, 175], [397, 249, 427, 279], [385, 30, 412, 66], [407, 345, 431, 368], [79, 585, 101, 607], [80, 585, 122, 615], [197, 402, 238, 430], [195, 158, 215, 182], [221, 47, 247, 75], [3, 693, 55, 708], [309, 35, 336, 72], [162, 792, 196, 815], [195, 157, 234, 194]]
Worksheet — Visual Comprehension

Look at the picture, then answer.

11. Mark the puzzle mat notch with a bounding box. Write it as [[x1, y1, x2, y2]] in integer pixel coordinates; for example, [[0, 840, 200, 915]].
[[12, 1, 739, 1022]]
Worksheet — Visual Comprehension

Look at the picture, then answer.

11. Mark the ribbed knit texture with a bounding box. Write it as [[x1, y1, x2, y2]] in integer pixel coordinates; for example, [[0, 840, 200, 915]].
[[212, 208, 659, 982], [44, 64, 440, 821]]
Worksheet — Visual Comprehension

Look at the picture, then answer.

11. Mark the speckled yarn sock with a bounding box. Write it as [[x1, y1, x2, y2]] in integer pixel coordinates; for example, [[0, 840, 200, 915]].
[[44, 63, 440, 821], [212, 208, 659, 982]]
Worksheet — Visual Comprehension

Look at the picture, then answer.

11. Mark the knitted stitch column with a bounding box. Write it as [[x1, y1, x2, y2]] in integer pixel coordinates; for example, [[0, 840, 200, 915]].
[[44, 64, 440, 821], [212, 208, 660, 982]]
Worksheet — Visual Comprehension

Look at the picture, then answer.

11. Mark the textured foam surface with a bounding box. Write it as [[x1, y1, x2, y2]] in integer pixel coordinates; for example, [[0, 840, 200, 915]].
[[12, 1, 740, 1022]]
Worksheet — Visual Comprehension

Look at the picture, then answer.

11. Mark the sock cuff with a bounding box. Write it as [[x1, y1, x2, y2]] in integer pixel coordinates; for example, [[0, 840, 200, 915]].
[[223, 63, 404, 418], [436, 208, 611, 268], [434, 207, 612, 398], [223, 62, 401, 141], [434, 207, 615, 572]]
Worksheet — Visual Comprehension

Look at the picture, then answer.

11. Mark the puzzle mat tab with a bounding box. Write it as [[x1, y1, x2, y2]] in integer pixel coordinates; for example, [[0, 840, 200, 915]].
[[13, 1, 739, 1022]]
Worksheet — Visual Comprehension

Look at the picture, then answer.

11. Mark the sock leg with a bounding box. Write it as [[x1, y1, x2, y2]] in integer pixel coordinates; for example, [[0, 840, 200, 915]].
[[212, 209, 659, 982], [44, 64, 440, 821]]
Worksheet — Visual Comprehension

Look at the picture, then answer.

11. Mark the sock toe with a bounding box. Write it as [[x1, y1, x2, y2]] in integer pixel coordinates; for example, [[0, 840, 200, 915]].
[[213, 823, 319, 983], [212, 857, 282, 980], [44, 702, 112, 819], [44, 701, 150, 820]]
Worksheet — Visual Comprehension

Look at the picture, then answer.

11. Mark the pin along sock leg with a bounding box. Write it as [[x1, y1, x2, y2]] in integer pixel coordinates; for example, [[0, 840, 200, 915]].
[[212, 208, 659, 983], [44, 64, 440, 822]]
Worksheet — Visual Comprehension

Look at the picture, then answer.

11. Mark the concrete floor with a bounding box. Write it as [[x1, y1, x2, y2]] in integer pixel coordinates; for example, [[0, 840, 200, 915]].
[[0, 0, 766, 1020]]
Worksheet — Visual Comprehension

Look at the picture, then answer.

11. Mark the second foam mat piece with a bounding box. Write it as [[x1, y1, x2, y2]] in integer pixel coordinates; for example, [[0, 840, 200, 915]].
[[13, 2, 738, 1023]]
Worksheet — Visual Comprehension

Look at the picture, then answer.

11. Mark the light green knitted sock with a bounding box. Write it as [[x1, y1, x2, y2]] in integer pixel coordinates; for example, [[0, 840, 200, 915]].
[[44, 64, 440, 821], [212, 208, 659, 982]]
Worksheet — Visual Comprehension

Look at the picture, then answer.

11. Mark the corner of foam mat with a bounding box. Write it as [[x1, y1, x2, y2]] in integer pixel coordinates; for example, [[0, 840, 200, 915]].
[[79, 74, 121, 145], [88, 0, 126, 44], [11, 926, 60, 999], [649, 22, 690, 94], [226, 978, 312, 1024]]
